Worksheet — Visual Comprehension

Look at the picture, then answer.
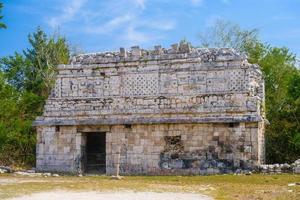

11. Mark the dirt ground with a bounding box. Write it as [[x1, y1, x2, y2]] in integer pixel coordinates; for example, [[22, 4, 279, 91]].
[[10, 191, 212, 200], [0, 174, 299, 200]]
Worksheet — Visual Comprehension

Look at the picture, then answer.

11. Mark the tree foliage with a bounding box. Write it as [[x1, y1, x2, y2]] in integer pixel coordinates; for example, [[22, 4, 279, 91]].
[[199, 19, 258, 52], [0, 75, 37, 166], [248, 45, 300, 163], [0, 27, 69, 166], [23, 28, 69, 96], [0, 2, 6, 29], [199, 20, 300, 163]]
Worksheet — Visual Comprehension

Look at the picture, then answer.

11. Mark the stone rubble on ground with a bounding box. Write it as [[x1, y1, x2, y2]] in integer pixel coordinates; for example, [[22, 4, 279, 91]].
[[21, 159, 294, 176], [1, 158, 300, 176], [288, 182, 300, 187], [0, 159, 300, 176], [0, 166, 12, 173], [110, 175, 123, 180], [14, 171, 43, 177], [258, 158, 300, 174], [13, 171, 59, 177], [0, 166, 59, 177]]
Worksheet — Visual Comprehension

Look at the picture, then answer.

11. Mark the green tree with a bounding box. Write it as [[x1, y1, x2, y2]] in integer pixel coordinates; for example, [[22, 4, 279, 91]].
[[0, 2, 6, 29], [199, 20, 300, 163], [250, 46, 299, 163], [23, 27, 69, 97], [199, 19, 258, 52], [0, 27, 70, 166], [1, 53, 29, 90], [0, 73, 36, 166]]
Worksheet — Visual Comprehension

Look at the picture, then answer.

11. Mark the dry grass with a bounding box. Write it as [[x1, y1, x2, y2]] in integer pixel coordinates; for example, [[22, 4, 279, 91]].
[[0, 174, 299, 200]]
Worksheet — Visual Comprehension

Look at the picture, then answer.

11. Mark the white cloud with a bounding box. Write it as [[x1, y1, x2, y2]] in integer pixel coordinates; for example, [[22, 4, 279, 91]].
[[121, 18, 175, 44], [135, 19, 176, 31], [48, 0, 87, 28], [45, 0, 175, 47], [85, 14, 135, 34], [125, 25, 152, 44], [85, 16, 172, 44], [190, 0, 204, 6], [133, 0, 146, 9], [123, 24, 165, 46]]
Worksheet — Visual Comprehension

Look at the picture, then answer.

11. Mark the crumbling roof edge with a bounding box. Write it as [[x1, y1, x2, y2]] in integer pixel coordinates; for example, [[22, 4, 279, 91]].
[[60, 45, 248, 68]]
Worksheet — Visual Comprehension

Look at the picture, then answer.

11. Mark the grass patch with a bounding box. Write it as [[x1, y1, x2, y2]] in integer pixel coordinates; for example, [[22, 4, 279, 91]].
[[0, 174, 299, 199]]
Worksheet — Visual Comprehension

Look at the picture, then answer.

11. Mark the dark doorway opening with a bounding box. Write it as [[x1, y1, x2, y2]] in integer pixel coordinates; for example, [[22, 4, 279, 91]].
[[84, 133, 106, 174]]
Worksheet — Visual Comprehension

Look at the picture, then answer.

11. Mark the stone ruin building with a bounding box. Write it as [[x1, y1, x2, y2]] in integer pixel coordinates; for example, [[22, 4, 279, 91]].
[[33, 42, 265, 175]]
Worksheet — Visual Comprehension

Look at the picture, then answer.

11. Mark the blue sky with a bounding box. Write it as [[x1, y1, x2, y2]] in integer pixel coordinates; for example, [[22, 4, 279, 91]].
[[0, 0, 299, 57]]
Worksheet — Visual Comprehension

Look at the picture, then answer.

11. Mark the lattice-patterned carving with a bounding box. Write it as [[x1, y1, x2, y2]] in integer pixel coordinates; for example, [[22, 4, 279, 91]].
[[227, 69, 246, 92], [122, 73, 158, 96]]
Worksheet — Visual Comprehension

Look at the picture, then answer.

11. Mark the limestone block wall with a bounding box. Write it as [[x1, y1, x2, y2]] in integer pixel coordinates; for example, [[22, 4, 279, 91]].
[[36, 122, 263, 175], [106, 123, 262, 175], [36, 126, 81, 173]]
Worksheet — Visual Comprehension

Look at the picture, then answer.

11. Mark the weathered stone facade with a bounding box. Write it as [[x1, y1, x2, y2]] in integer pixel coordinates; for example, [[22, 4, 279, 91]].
[[34, 43, 265, 175]]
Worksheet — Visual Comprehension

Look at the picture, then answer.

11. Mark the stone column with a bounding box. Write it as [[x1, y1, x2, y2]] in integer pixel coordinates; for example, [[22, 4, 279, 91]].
[[74, 132, 84, 174]]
